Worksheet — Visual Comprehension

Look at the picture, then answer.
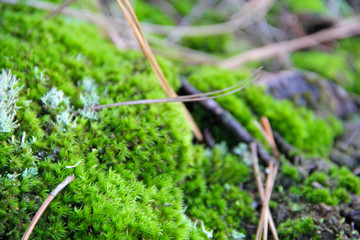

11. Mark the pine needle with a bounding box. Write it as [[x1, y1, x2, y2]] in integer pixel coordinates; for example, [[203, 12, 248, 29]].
[[251, 143, 279, 240], [115, 0, 203, 140]]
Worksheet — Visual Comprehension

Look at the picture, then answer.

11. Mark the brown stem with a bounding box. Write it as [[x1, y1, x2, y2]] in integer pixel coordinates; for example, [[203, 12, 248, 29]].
[[21, 175, 75, 240]]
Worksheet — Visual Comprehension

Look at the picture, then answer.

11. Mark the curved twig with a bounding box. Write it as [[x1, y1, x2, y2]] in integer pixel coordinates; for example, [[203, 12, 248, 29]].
[[21, 175, 75, 240]]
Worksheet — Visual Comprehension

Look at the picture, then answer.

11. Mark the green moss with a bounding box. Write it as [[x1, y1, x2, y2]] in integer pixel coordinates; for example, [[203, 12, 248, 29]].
[[292, 50, 360, 94], [281, 161, 300, 182], [135, 0, 175, 25], [182, 144, 254, 239], [167, 0, 199, 16], [330, 167, 360, 194], [304, 187, 338, 205], [303, 167, 360, 205], [306, 172, 329, 187], [186, 65, 339, 156], [283, 0, 327, 14], [278, 217, 317, 240], [182, 34, 233, 55], [180, 9, 233, 55], [0, 4, 206, 239]]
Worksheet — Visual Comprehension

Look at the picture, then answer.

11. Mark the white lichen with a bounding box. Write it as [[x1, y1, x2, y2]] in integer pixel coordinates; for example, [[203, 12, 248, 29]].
[[78, 77, 100, 120], [0, 69, 23, 132], [22, 162, 38, 179], [194, 220, 213, 238], [41, 87, 70, 110], [34, 66, 47, 84], [231, 230, 246, 240], [7, 173, 20, 181], [56, 109, 77, 130], [65, 160, 82, 169]]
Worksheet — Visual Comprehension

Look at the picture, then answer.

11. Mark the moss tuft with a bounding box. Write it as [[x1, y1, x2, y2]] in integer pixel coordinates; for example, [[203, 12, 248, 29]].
[[278, 217, 317, 240]]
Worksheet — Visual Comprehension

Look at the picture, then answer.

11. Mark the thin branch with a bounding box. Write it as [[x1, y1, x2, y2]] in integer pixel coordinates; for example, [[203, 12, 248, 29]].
[[218, 18, 360, 69], [21, 175, 75, 240]]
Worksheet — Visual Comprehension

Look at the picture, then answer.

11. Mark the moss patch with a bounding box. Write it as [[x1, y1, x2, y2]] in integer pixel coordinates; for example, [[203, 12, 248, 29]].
[[0, 4, 199, 239], [185, 65, 340, 156]]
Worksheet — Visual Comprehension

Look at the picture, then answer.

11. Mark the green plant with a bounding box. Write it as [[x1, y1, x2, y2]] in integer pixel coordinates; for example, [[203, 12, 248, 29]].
[[278, 217, 317, 240]]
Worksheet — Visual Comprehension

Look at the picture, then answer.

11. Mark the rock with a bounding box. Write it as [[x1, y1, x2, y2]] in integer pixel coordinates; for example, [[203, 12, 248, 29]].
[[257, 70, 357, 118]]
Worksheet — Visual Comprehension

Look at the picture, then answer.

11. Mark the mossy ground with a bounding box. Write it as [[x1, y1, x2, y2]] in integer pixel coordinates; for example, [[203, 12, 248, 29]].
[[1, 1, 360, 239], [0, 4, 257, 239]]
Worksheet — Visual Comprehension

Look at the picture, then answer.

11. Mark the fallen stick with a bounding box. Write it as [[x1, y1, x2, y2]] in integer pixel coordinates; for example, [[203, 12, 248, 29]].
[[180, 77, 273, 164], [22, 175, 75, 240], [218, 18, 360, 69]]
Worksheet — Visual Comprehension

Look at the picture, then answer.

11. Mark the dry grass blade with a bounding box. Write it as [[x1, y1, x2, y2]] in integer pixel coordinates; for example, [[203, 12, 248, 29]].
[[22, 175, 74, 240], [115, 0, 203, 140], [92, 68, 261, 110]]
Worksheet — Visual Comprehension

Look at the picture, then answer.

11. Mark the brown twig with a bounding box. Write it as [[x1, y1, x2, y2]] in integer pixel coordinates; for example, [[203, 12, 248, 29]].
[[115, 0, 203, 140], [21, 175, 74, 240], [217, 18, 360, 69]]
